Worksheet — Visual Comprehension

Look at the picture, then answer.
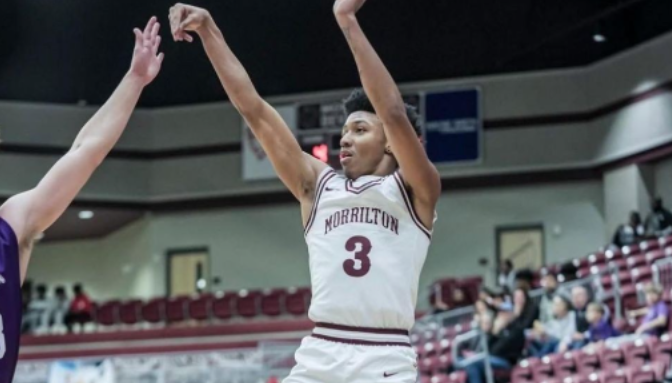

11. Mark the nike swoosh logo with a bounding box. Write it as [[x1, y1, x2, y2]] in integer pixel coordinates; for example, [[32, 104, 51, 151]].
[[383, 372, 399, 378], [325, 187, 335, 191]]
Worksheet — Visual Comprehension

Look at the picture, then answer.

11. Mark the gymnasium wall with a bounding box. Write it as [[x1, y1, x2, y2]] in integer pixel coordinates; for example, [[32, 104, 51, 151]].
[[29, 179, 605, 306], [2, 33, 672, 201]]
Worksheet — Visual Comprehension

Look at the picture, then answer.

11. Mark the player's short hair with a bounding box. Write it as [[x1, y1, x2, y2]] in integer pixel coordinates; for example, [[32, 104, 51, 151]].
[[343, 89, 422, 136]]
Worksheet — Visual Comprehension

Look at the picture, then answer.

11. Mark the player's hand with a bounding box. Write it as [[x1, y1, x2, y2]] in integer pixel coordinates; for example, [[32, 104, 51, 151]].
[[333, 0, 367, 20], [128, 17, 164, 86], [169, 3, 211, 43]]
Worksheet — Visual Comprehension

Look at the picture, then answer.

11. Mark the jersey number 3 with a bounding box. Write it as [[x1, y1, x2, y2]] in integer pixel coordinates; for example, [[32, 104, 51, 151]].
[[0, 314, 6, 359], [343, 236, 372, 277]]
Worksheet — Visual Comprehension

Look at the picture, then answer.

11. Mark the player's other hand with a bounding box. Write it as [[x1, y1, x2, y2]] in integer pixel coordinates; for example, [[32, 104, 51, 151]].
[[128, 17, 164, 86], [334, 0, 367, 20], [169, 3, 211, 43]]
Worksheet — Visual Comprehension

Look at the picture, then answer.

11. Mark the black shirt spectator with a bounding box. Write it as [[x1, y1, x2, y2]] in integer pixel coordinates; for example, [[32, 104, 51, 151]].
[[513, 269, 539, 329], [612, 211, 645, 247], [646, 197, 672, 237]]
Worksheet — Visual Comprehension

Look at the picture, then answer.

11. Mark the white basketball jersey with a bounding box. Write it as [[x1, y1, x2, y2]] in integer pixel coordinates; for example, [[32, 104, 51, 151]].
[[304, 167, 434, 330]]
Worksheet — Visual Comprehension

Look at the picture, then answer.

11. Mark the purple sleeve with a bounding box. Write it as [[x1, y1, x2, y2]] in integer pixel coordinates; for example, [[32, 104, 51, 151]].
[[657, 302, 670, 318]]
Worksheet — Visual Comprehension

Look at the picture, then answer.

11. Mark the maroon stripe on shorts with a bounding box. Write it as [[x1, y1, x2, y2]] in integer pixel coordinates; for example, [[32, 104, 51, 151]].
[[314, 322, 409, 336], [311, 334, 411, 348]]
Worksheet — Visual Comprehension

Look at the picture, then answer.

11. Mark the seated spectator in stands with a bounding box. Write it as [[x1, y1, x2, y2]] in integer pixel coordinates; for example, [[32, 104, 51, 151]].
[[458, 313, 526, 383], [22, 284, 51, 334], [497, 260, 515, 293], [527, 296, 576, 357], [512, 269, 539, 329], [478, 288, 514, 335], [646, 197, 672, 237], [65, 284, 94, 333], [49, 286, 70, 333], [539, 273, 559, 324], [628, 283, 669, 337], [571, 286, 591, 334], [576, 302, 620, 350], [612, 211, 645, 248]]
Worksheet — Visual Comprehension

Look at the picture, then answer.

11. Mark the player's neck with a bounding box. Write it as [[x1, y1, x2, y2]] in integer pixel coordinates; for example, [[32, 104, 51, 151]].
[[348, 162, 397, 180]]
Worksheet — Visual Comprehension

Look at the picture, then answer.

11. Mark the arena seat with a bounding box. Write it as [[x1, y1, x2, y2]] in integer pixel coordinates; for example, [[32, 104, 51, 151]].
[[119, 299, 143, 325], [212, 292, 235, 320], [141, 297, 166, 324], [660, 236, 672, 248], [260, 288, 287, 317], [632, 266, 653, 285], [645, 249, 666, 265], [285, 287, 311, 316], [641, 239, 661, 252], [627, 255, 647, 270], [235, 289, 262, 318], [188, 293, 213, 321], [165, 296, 189, 324], [623, 338, 651, 369], [95, 300, 120, 326]]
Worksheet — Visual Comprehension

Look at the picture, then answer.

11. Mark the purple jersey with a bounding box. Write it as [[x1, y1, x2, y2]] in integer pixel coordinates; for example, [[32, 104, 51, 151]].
[[0, 217, 21, 383]]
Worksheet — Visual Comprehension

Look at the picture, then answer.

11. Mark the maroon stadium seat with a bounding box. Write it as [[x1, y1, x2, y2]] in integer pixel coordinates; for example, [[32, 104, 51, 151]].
[[141, 297, 166, 324], [660, 236, 672, 248], [641, 239, 661, 252], [95, 300, 120, 326], [119, 299, 143, 325], [632, 266, 653, 285], [627, 255, 647, 270], [235, 289, 262, 318], [574, 348, 601, 375], [646, 249, 666, 265], [261, 288, 287, 317], [285, 287, 311, 316], [589, 252, 608, 266], [165, 296, 189, 324], [212, 292, 235, 320], [188, 293, 213, 321], [600, 345, 626, 371], [419, 356, 440, 375], [553, 352, 577, 379], [623, 338, 651, 369], [601, 369, 628, 383], [532, 356, 555, 381]]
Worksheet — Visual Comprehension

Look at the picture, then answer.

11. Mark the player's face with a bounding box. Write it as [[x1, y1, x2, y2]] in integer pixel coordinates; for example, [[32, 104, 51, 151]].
[[340, 111, 388, 179]]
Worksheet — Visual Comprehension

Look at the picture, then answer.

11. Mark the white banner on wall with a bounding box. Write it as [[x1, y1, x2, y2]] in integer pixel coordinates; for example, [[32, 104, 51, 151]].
[[242, 105, 297, 181]]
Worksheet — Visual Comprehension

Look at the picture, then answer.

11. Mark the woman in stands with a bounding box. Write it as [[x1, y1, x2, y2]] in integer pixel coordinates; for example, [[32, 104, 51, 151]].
[[0, 17, 164, 383]]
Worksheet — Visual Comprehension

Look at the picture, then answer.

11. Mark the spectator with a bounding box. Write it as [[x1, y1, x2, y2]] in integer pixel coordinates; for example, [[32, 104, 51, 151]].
[[65, 284, 94, 333], [22, 284, 51, 334], [646, 197, 672, 237], [497, 260, 515, 292], [49, 286, 70, 333], [528, 296, 577, 357], [612, 211, 645, 247], [579, 302, 620, 350], [628, 283, 669, 337], [571, 286, 591, 334], [459, 316, 526, 383], [512, 269, 539, 329], [539, 273, 559, 324]]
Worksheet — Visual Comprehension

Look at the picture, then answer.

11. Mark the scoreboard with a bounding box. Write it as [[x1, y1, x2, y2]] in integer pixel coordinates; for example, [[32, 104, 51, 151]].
[[295, 94, 421, 170], [242, 89, 481, 181]]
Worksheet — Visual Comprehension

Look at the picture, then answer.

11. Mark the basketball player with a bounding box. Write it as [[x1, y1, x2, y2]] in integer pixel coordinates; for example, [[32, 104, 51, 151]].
[[169, 0, 440, 380], [0, 17, 164, 383]]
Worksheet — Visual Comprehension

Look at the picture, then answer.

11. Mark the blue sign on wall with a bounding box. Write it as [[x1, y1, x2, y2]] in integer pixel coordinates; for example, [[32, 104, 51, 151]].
[[424, 89, 481, 164]]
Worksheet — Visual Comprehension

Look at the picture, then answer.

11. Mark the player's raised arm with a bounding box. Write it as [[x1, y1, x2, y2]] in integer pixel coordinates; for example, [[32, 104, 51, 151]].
[[169, 3, 326, 203], [0, 17, 164, 274], [334, 0, 441, 221]]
